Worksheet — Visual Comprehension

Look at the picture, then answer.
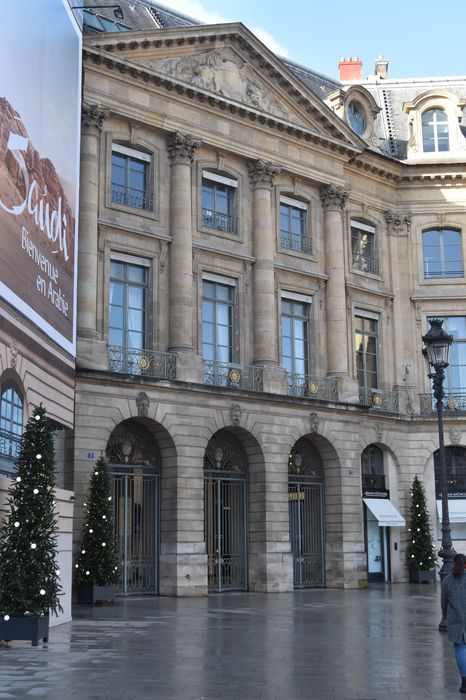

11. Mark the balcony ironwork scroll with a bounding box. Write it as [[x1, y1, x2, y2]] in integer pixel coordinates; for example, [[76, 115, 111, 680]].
[[202, 209, 238, 234], [419, 392, 466, 415], [108, 346, 176, 380], [286, 373, 339, 402], [0, 428, 21, 460], [204, 361, 263, 391], [280, 230, 313, 254], [111, 186, 153, 211], [359, 387, 399, 413]]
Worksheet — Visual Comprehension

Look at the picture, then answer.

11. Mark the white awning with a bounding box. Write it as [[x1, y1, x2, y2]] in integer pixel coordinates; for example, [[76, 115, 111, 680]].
[[436, 499, 466, 523], [363, 498, 405, 527]]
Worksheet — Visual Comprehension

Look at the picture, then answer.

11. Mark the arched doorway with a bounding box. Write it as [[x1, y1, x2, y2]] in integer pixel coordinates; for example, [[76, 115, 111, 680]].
[[204, 432, 248, 592], [361, 445, 386, 583], [106, 422, 160, 596], [288, 438, 325, 588]]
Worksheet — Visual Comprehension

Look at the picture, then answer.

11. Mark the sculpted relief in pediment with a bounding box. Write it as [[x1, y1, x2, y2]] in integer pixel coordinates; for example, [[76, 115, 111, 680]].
[[140, 48, 294, 121]]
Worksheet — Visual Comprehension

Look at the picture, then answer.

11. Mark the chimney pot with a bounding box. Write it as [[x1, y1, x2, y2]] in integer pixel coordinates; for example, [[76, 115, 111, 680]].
[[374, 56, 389, 79], [338, 57, 363, 82]]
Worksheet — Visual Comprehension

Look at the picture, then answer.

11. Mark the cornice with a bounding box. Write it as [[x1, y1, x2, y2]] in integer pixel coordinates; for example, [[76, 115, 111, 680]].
[[192, 240, 255, 263], [82, 44, 363, 160], [346, 282, 394, 301]]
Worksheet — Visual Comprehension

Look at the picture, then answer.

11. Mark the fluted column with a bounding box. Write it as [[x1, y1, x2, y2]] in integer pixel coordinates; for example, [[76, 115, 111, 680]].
[[248, 160, 281, 366], [319, 184, 350, 377], [77, 105, 108, 338], [166, 132, 200, 353]]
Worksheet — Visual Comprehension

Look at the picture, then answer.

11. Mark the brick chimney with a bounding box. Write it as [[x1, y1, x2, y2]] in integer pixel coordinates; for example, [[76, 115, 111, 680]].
[[338, 57, 362, 81]]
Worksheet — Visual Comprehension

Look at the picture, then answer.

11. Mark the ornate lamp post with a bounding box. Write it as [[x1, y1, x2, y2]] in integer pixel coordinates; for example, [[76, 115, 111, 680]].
[[422, 318, 453, 631]]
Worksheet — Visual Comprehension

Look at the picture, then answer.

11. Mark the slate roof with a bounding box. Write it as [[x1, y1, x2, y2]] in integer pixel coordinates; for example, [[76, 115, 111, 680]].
[[80, 0, 466, 163]]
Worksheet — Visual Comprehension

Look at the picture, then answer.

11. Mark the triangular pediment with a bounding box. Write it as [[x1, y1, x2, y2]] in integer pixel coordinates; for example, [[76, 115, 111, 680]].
[[85, 23, 364, 152]]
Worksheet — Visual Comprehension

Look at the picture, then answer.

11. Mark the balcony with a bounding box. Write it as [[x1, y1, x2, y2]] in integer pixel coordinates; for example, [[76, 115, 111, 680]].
[[111, 186, 153, 211], [352, 254, 379, 276], [108, 346, 176, 380], [202, 209, 238, 234], [359, 387, 399, 413], [420, 391, 466, 415], [280, 230, 312, 255], [0, 428, 21, 460], [286, 373, 339, 402], [204, 361, 263, 391]]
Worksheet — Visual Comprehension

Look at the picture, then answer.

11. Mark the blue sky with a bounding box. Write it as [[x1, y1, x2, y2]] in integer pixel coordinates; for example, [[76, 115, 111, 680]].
[[153, 0, 465, 80]]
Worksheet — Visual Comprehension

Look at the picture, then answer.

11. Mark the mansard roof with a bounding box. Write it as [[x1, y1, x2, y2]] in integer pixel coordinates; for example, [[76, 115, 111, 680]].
[[81, 0, 466, 164]]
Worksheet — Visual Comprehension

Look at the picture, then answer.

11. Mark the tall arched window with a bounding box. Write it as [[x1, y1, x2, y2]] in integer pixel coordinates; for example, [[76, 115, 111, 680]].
[[434, 446, 466, 492], [361, 445, 384, 490], [422, 109, 449, 152], [0, 385, 23, 460]]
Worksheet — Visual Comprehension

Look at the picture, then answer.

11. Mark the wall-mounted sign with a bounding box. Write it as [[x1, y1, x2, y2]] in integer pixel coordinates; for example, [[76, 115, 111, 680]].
[[0, 1, 81, 355]]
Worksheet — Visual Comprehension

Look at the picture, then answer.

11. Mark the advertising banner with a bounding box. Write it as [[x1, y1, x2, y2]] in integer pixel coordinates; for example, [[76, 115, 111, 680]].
[[0, 0, 81, 356]]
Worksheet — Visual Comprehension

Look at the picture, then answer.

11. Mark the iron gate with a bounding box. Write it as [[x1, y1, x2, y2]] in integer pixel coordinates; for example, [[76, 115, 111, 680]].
[[288, 480, 325, 587], [204, 472, 248, 591], [111, 464, 159, 596]]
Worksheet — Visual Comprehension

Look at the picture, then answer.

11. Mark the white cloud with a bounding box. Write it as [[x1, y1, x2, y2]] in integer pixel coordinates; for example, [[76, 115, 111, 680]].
[[251, 27, 289, 58], [151, 1, 289, 57]]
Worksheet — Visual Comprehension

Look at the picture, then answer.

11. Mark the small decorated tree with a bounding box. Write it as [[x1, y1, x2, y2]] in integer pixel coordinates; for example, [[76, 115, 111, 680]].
[[0, 405, 62, 631], [406, 475, 437, 582], [75, 456, 119, 602]]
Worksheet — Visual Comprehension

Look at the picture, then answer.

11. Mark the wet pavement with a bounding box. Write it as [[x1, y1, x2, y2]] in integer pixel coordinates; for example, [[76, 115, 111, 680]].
[[0, 583, 462, 699]]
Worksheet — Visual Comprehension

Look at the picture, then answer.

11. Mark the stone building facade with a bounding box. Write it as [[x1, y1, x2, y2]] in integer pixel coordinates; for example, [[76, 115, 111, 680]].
[[72, 2, 466, 596]]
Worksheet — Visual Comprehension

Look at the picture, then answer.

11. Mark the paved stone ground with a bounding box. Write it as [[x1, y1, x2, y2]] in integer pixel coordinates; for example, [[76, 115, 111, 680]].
[[0, 583, 462, 699]]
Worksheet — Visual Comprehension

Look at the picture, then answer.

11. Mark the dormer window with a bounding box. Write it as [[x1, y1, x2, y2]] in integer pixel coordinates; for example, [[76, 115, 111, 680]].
[[347, 101, 367, 136], [422, 108, 449, 152]]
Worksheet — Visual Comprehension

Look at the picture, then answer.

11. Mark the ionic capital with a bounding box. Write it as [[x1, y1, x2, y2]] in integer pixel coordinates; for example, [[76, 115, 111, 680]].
[[319, 184, 349, 211], [248, 159, 281, 189], [166, 131, 201, 163], [81, 104, 109, 132]]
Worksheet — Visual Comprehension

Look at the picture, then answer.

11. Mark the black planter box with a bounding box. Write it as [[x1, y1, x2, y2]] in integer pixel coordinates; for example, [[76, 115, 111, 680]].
[[409, 568, 437, 584], [76, 584, 116, 604], [0, 615, 49, 646]]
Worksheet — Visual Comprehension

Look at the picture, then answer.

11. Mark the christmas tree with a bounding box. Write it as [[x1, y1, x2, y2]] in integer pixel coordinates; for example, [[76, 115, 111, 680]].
[[74, 456, 119, 586], [405, 475, 437, 571], [0, 404, 62, 619]]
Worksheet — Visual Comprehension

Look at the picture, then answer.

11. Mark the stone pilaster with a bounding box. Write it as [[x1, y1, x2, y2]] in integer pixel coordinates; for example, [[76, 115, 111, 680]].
[[77, 104, 108, 339], [166, 132, 200, 355], [248, 160, 281, 366], [319, 184, 350, 379]]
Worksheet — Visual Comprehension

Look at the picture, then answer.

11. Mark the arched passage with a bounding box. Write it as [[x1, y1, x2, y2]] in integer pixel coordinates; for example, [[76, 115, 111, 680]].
[[288, 437, 325, 587], [106, 417, 176, 596], [204, 431, 248, 591]]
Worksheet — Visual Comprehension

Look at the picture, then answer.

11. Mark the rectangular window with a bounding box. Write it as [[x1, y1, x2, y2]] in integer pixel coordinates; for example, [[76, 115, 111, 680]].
[[281, 297, 311, 375], [111, 145, 152, 211], [355, 314, 378, 389], [351, 221, 378, 275], [280, 197, 311, 254], [201, 171, 238, 234], [109, 259, 148, 350], [428, 317, 466, 392], [202, 280, 235, 364], [423, 228, 463, 279]]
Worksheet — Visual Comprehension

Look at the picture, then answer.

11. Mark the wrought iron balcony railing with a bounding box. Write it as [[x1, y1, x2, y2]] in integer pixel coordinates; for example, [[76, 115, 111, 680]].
[[111, 186, 153, 211], [280, 230, 313, 255], [352, 254, 379, 275], [420, 392, 466, 414], [108, 346, 176, 380], [286, 373, 339, 402], [359, 387, 399, 413], [0, 428, 21, 460], [204, 361, 263, 392], [202, 209, 238, 234]]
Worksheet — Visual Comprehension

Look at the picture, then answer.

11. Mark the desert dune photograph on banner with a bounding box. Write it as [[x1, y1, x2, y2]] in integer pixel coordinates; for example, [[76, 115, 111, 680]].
[[0, 0, 81, 355]]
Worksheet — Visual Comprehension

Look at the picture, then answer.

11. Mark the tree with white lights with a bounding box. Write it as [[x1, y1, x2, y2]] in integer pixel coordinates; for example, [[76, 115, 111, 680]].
[[74, 456, 119, 587], [406, 474, 437, 572], [0, 404, 62, 620]]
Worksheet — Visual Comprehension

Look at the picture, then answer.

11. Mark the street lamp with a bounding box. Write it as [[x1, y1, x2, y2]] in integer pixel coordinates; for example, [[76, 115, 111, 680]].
[[422, 318, 453, 631]]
